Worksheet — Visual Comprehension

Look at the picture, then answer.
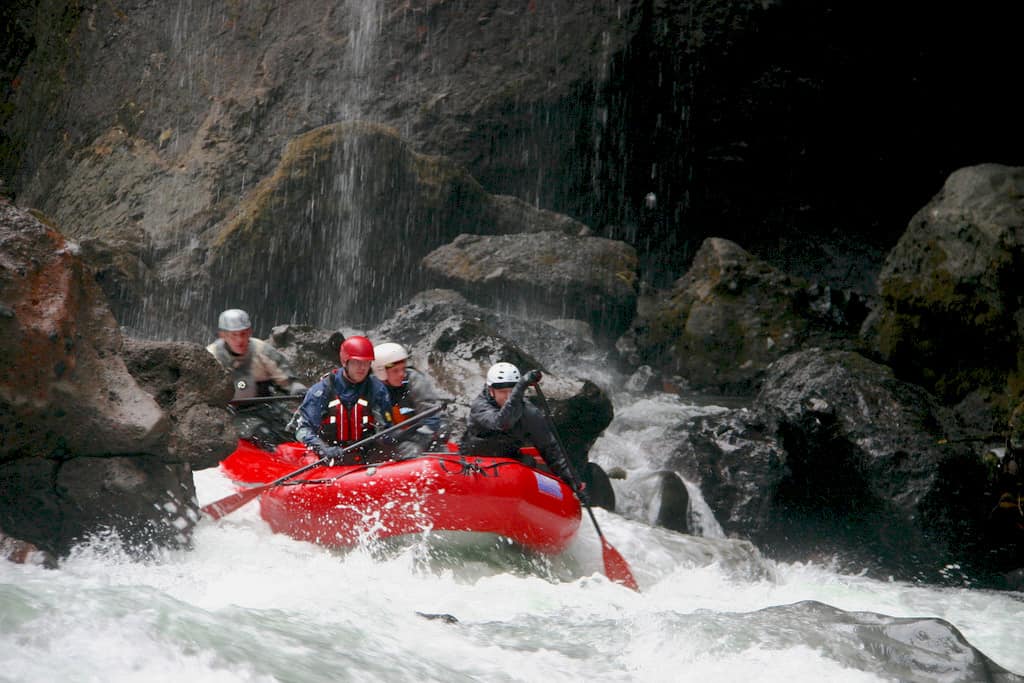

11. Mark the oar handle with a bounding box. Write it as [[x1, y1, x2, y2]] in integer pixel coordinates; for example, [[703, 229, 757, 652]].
[[229, 394, 304, 406], [533, 387, 603, 538], [530, 385, 582, 486]]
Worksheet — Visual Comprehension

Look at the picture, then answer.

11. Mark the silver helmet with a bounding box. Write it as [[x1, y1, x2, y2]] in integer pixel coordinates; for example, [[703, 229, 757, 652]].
[[217, 309, 251, 332]]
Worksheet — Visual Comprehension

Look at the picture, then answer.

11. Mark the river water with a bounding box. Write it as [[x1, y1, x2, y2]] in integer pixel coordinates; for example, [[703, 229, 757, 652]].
[[1, 394, 1021, 682]]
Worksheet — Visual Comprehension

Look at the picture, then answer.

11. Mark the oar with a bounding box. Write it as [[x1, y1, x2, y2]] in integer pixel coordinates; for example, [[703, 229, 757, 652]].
[[532, 384, 640, 591], [229, 394, 304, 406], [202, 405, 444, 520]]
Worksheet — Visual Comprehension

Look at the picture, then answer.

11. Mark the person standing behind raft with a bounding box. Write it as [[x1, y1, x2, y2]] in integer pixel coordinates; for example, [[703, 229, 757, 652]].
[[294, 335, 395, 465], [372, 342, 446, 455], [460, 362, 589, 503], [207, 308, 307, 400]]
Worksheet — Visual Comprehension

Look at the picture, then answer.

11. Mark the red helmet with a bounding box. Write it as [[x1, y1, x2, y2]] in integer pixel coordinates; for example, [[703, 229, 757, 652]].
[[340, 335, 375, 363]]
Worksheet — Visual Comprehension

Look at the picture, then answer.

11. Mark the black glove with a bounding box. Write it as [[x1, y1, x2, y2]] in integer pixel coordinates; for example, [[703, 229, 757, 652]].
[[397, 440, 420, 460], [574, 483, 591, 507], [521, 369, 543, 386], [320, 445, 346, 466]]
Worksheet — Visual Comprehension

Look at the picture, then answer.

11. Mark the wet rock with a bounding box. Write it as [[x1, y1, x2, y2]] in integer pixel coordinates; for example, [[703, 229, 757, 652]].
[[582, 462, 616, 512], [0, 531, 57, 569], [650, 471, 691, 534], [668, 349, 992, 582], [200, 123, 601, 341], [57, 454, 197, 555], [0, 204, 198, 559], [267, 323, 346, 383], [421, 231, 639, 339], [626, 237, 863, 396], [369, 289, 614, 461], [862, 164, 1024, 422], [735, 601, 1022, 682], [205, 122, 483, 335], [606, 467, 628, 480], [122, 339, 238, 470], [0, 204, 166, 459]]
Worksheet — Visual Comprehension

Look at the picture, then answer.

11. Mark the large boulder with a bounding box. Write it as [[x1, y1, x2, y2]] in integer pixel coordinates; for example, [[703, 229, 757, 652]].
[[667, 349, 992, 583], [732, 600, 1022, 682], [121, 339, 238, 471], [369, 289, 614, 465], [0, 203, 201, 559], [626, 237, 865, 395], [862, 164, 1024, 424], [265, 324, 347, 383], [421, 231, 638, 339], [0, 203, 165, 459], [206, 121, 510, 336], [201, 122, 598, 339]]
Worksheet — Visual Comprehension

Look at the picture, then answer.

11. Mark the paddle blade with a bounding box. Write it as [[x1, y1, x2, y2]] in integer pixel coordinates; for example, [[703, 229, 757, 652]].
[[201, 485, 267, 521], [601, 537, 640, 591]]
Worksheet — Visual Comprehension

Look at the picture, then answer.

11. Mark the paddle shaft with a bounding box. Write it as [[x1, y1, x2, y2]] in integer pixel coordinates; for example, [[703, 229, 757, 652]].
[[202, 404, 444, 520], [532, 384, 640, 591], [229, 394, 304, 406]]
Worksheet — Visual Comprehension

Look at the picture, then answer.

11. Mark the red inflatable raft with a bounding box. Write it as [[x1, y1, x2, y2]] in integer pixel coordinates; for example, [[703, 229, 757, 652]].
[[218, 440, 582, 554]]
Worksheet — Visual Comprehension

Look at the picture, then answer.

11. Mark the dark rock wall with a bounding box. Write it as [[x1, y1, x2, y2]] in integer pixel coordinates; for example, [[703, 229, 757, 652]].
[[3, 1, 1021, 333], [593, 2, 1024, 284]]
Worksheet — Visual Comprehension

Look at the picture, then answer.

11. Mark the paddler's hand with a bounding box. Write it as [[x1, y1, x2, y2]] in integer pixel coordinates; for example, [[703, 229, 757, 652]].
[[320, 445, 345, 466], [397, 441, 420, 460], [522, 369, 543, 386], [574, 483, 591, 506]]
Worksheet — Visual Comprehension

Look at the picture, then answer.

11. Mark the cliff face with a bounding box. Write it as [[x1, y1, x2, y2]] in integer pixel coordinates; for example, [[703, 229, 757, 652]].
[[3, 1, 1020, 337], [3, 1, 1024, 433]]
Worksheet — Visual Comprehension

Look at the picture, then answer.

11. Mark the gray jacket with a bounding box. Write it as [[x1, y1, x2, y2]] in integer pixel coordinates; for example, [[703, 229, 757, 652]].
[[460, 383, 579, 488], [206, 337, 304, 400]]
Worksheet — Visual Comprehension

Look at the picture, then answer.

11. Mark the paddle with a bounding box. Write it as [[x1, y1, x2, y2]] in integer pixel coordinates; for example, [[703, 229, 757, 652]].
[[202, 404, 444, 520], [532, 384, 640, 591], [229, 394, 304, 406]]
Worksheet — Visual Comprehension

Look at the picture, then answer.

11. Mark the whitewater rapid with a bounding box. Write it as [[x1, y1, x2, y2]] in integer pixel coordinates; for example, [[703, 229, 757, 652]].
[[1, 394, 1021, 682]]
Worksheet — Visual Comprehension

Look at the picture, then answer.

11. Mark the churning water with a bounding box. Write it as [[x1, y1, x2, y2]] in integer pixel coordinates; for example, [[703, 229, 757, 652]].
[[2, 389, 1024, 683], [2, 393, 1021, 682]]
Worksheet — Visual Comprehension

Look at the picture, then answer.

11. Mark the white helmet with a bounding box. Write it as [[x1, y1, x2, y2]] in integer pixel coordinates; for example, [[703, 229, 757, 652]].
[[218, 309, 251, 332], [372, 342, 409, 379], [486, 362, 520, 388]]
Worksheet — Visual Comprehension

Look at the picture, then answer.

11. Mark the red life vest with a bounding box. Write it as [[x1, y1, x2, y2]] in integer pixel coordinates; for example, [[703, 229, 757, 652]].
[[321, 396, 375, 445]]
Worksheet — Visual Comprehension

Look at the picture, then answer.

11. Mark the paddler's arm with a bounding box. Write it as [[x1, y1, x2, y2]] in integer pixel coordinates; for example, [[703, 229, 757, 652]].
[[407, 368, 443, 432], [474, 379, 527, 432], [294, 379, 332, 453]]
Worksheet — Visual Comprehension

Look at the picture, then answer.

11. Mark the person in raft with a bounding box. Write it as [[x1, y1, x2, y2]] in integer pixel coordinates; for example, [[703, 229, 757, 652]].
[[293, 335, 398, 465], [371, 342, 447, 455], [460, 361, 589, 503], [207, 308, 307, 447], [206, 308, 307, 400]]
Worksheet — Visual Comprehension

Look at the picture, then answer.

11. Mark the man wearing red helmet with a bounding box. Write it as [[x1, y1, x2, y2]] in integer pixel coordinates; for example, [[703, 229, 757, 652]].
[[293, 335, 394, 464]]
